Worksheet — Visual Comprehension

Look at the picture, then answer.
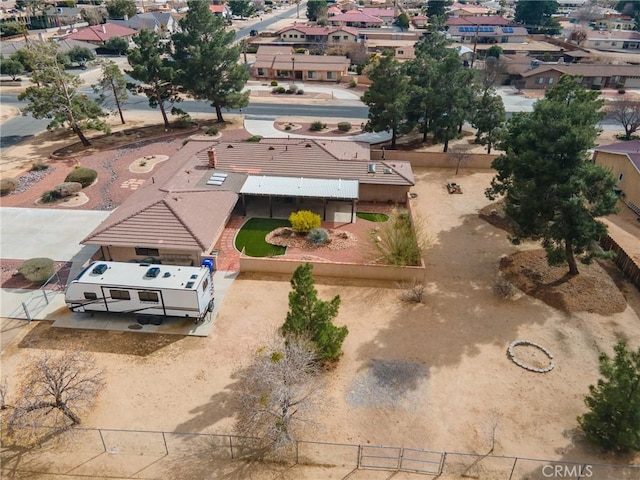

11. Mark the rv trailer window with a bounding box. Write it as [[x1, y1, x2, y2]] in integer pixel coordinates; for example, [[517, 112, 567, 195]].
[[84, 292, 98, 300], [202, 278, 209, 292], [138, 291, 159, 302], [110, 289, 131, 300]]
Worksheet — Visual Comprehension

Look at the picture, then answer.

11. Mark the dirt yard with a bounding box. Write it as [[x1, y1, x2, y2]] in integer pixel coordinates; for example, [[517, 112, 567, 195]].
[[2, 168, 639, 479]]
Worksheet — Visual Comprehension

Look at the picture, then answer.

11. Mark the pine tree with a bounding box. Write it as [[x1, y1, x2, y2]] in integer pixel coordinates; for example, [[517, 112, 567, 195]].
[[578, 341, 640, 453], [281, 263, 347, 363], [93, 59, 129, 125]]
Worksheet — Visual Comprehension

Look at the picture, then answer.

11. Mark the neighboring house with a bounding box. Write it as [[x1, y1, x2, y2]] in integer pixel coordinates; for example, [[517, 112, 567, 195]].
[[82, 139, 414, 265], [446, 15, 510, 27], [328, 6, 342, 17], [593, 140, 640, 212], [328, 10, 384, 28], [0, 37, 98, 56], [361, 8, 396, 27], [449, 3, 490, 17], [412, 14, 428, 29], [110, 12, 179, 35], [583, 30, 640, 51], [252, 45, 350, 82], [516, 62, 640, 89], [594, 16, 636, 31], [276, 25, 358, 47], [43, 6, 83, 26], [209, 4, 231, 19], [66, 23, 138, 45], [360, 31, 422, 60], [449, 25, 528, 44]]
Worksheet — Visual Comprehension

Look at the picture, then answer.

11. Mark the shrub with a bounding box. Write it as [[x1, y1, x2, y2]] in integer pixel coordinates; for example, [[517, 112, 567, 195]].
[[348, 79, 357, 88], [284, 124, 292, 131], [18, 258, 55, 285], [277, 86, 286, 94], [296, 89, 304, 95], [30, 162, 49, 172], [246, 135, 262, 142], [41, 190, 61, 203], [0, 178, 17, 195], [289, 210, 321, 233], [270, 80, 278, 86], [174, 113, 192, 129], [206, 126, 219, 136], [294, 48, 306, 54], [493, 276, 515, 299], [618, 89, 626, 94], [53, 182, 82, 198], [64, 167, 97, 188], [271, 86, 280, 94], [309, 121, 326, 132], [370, 211, 426, 266], [398, 280, 426, 303], [307, 228, 329, 245], [288, 84, 298, 94], [337, 121, 352, 132]]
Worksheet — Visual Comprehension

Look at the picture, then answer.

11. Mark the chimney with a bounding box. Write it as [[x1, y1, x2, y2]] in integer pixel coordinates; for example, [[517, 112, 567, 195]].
[[101, 24, 106, 34], [207, 148, 217, 168]]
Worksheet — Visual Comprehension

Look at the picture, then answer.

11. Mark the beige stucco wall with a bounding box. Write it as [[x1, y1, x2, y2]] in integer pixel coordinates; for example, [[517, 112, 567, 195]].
[[594, 151, 640, 207], [370, 150, 498, 169], [360, 184, 411, 203], [98, 246, 202, 266]]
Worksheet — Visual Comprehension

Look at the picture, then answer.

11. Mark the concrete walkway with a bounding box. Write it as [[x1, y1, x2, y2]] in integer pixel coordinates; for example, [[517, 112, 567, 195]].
[[245, 82, 362, 100], [245, 118, 392, 143]]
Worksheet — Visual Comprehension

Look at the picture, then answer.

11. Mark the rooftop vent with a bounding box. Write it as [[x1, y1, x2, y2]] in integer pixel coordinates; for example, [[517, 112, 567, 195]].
[[384, 167, 393, 174], [305, 143, 312, 148], [367, 163, 376, 174], [92, 264, 108, 275], [190, 274, 198, 279], [145, 267, 161, 278], [163, 272, 171, 278], [227, 144, 234, 148], [268, 146, 275, 150], [185, 281, 195, 289]]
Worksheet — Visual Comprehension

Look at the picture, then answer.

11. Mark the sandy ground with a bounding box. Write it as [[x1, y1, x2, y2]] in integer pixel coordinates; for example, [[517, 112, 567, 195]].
[[2, 169, 639, 479]]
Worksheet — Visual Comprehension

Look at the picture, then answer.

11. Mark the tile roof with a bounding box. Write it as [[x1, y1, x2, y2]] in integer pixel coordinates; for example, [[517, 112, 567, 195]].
[[254, 53, 350, 71], [329, 11, 384, 23], [520, 63, 640, 78], [361, 8, 396, 18], [277, 25, 359, 37], [446, 15, 509, 26], [66, 23, 138, 42], [595, 140, 640, 173]]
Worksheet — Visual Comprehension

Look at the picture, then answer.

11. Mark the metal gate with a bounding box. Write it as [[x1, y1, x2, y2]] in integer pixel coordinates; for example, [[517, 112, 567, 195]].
[[358, 445, 444, 475]]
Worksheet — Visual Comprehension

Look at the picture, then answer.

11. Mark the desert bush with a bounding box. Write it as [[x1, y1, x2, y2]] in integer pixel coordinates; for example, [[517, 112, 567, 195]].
[[270, 80, 278, 86], [246, 135, 262, 142], [65, 167, 97, 188], [398, 280, 427, 303], [370, 211, 427, 266], [493, 276, 515, 298], [309, 121, 326, 132], [41, 190, 61, 203], [307, 228, 329, 245], [337, 121, 352, 132], [53, 182, 82, 198], [289, 210, 321, 233], [288, 84, 298, 94], [296, 89, 304, 95], [174, 113, 192, 128], [18, 258, 54, 285], [284, 124, 292, 131], [30, 162, 48, 172], [0, 178, 17, 195], [271, 86, 280, 94], [348, 79, 357, 88], [206, 126, 219, 136]]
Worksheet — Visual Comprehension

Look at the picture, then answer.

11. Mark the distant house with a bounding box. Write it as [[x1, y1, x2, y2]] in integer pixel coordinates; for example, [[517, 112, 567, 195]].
[[43, 6, 83, 26], [516, 63, 640, 90], [276, 25, 359, 47], [593, 140, 640, 211], [594, 16, 636, 31], [328, 6, 342, 17], [251, 45, 350, 82], [360, 31, 421, 60], [448, 2, 490, 17], [361, 8, 396, 27], [582, 30, 640, 52], [0, 38, 98, 56], [328, 10, 384, 28], [110, 12, 179, 35], [66, 23, 138, 45], [209, 4, 231, 19], [82, 139, 415, 265], [449, 25, 528, 44], [445, 15, 510, 27]]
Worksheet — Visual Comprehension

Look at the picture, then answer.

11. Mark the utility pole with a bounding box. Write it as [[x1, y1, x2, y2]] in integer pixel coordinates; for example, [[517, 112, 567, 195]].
[[471, 22, 479, 68]]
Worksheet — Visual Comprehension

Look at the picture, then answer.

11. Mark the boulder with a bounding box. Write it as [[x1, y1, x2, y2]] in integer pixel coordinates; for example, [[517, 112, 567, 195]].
[[53, 182, 82, 198]]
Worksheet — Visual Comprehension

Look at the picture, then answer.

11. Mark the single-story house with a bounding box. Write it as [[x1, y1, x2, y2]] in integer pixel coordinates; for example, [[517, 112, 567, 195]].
[[251, 45, 350, 82], [0, 37, 98, 56], [328, 10, 384, 28], [446, 15, 510, 27], [209, 4, 231, 18], [277, 25, 358, 47], [448, 3, 490, 17], [66, 23, 138, 45], [582, 30, 640, 52], [361, 8, 396, 27], [360, 31, 421, 60], [516, 63, 640, 89], [43, 6, 83, 26], [412, 14, 428, 28], [328, 6, 342, 17], [594, 17, 636, 31], [110, 12, 179, 35], [449, 25, 528, 44], [594, 140, 640, 212], [82, 139, 414, 265]]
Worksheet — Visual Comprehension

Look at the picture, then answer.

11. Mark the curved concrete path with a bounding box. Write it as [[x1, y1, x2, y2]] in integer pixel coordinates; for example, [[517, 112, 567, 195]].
[[244, 119, 392, 143]]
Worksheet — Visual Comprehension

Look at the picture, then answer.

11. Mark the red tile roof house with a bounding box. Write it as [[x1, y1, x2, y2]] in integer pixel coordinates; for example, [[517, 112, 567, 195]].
[[82, 139, 414, 266], [251, 45, 351, 82], [360, 8, 397, 27], [328, 10, 385, 28], [515, 63, 640, 90], [277, 25, 359, 47], [208, 4, 231, 18], [66, 23, 138, 45]]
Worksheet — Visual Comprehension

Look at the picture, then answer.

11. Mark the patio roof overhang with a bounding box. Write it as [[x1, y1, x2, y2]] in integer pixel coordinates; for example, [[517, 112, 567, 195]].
[[239, 175, 359, 200]]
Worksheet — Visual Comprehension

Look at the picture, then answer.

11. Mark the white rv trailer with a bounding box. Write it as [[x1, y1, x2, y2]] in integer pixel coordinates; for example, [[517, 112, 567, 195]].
[[65, 261, 214, 321]]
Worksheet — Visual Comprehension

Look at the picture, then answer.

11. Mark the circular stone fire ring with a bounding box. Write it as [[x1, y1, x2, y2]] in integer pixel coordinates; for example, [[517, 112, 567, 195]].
[[507, 340, 555, 373]]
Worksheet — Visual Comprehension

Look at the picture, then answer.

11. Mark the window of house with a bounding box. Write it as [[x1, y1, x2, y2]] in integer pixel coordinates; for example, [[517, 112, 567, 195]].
[[110, 289, 130, 300], [294, 34, 298, 38], [611, 41, 617, 46], [343, 35, 348, 40], [277, 70, 287, 77], [257, 68, 265, 76], [327, 72, 336, 79], [398, 50, 404, 55], [84, 292, 97, 300], [595, 41, 601, 46], [135, 247, 159, 257], [300, 34, 305, 38], [547, 77, 554, 84], [332, 35, 340, 41], [308, 71, 316, 79], [138, 291, 159, 302], [536, 77, 544, 84]]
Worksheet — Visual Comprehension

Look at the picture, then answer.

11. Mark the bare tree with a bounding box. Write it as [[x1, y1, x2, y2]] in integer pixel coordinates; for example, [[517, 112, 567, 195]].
[[449, 145, 472, 175], [568, 28, 589, 45], [573, 2, 603, 23], [607, 99, 640, 140], [235, 335, 320, 452], [5, 351, 104, 445]]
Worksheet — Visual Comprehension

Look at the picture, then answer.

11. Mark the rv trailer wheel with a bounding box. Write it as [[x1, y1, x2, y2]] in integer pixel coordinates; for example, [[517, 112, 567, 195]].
[[208, 298, 215, 312]]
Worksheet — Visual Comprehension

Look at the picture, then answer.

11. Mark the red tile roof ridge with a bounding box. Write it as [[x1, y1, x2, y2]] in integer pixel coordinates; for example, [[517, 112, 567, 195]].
[[161, 196, 207, 249]]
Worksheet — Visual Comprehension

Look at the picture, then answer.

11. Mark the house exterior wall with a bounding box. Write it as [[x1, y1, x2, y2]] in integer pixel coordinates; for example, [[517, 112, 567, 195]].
[[594, 152, 640, 207], [523, 69, 564, 89], [252, 65, 348, 82], [359, 184, 410, 203], [99, 246, 201, 266], [583, 37, 640, 50]]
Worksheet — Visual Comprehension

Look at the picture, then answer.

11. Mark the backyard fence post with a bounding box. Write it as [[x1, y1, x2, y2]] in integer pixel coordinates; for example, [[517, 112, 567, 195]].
[[508, 457, 518, 480], [162, 432, 168, 456], [21, 302, 31, 321], [229, 436, 234, 459]]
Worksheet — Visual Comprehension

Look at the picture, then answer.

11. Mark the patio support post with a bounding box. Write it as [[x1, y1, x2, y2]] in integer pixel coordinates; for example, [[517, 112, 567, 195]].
[[269, 195, 273, 218], [351, 199, 355, 223], [323, 198, 327, 221], [242, 194, 246, 216]]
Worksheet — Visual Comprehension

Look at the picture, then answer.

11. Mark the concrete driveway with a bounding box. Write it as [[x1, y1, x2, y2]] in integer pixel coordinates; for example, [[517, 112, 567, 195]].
[[0, 207, 110, 261]]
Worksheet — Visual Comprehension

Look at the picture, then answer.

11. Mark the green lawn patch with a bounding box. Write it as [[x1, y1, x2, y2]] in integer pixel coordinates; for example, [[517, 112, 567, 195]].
[[356, 212, 389, 222], [235, 218, 290, 257]]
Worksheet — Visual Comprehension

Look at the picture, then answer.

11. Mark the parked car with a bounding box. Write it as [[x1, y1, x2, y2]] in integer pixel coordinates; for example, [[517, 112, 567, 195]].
[[250, 29, 258, 36]]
